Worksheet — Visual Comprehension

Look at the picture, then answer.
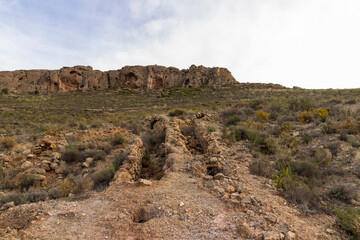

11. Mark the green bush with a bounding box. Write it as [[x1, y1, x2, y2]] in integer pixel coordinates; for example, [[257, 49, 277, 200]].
[[231, 127, 248, 141], [225, 115, 242, 126], [207, 126, 215, 133], [335, 207, 360, 239], [232, 127, 277, 154], [1, 88, 9, 94]]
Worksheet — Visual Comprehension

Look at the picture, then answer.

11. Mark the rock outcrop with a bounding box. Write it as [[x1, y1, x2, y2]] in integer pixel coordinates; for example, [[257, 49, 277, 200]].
[[0, 65, 237, 92]]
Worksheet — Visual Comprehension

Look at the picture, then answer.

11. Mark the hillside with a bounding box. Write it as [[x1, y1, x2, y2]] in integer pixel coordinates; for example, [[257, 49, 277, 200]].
[[0, 84, 360, 239]]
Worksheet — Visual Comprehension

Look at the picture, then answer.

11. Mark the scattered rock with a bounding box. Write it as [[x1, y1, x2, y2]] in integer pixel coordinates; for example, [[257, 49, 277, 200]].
[[0, 201, 15, 211], [32, 168, 46, 175], [21, 161, 33, 170], [241, 198, 252, 204], [139, 179, 152, 186], [286, 231, 296, 239], [225, 184, 235, 193], [205, 181, 214, 188], [325, 228, 336, 234], [22, 149, 31, 155], [51, 152, 61, 160], [50, 162, 59, 170], [213, 186, 225, 195], [26, 154, 36, 159]]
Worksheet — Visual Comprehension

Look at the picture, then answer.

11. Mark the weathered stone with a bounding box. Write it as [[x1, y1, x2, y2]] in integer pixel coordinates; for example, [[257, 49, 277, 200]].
[[286, 231, 296, 239], [241, 198, 252, 204], [0, 65, 237, 92], [50, 162, 59, 170], [205, 181, 215, 188], [230, 192, 241, 200], [214, 173, 225, 180], [32, 168, 46, 175], [27, 154, 36, 159], [139, 179, 152, 186], [41, 163, 51, 171], [21, 161, 33, 170], [225, 184, 236, 193], [204, 175, 213, 180], [0, 201, 15, 211], [22, 149, 31, 155], [51, 152, 61, 160], [213, 186, 225, 195], [41, 160, 51, 165], [33, 174, 46, 181]]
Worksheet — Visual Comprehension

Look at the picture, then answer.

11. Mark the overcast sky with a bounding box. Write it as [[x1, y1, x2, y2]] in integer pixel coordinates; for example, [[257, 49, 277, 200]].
[[0, 0, 359, 89]]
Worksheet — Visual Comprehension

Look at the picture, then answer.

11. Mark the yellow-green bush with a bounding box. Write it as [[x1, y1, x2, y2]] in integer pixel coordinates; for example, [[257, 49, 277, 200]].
[[317, 108, 330, 122], [255, 110, 270, 121], [298, 111, 314, 124]]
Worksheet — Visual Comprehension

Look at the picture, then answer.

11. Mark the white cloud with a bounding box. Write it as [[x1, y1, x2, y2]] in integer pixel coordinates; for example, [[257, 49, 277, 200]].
[[1, 0, 360, 89]]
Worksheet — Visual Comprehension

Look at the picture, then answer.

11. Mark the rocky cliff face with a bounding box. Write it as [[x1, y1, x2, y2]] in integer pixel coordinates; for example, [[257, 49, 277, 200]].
[[0, 65, 237, 92]]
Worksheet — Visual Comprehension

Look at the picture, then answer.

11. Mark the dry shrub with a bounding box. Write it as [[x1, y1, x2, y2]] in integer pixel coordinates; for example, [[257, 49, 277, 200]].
[[141, 131, 165, 154], [338, 118, 360, 134], [61, 148, 85, 163], [326, 141, 341, 156], [284, 181, 319, 210], [113, 152, 127, 170], [328, 184, 357, 203], [248, 158, 271, 177], [92, 164, 116, 189], [20, 173, 36, 191], [168, 109, 185, 117], [291, 160, 320, 179], [0, 136, 16, 149], [111, 133, 125, 146], [72, 178, 93, 195], [288, 97, 313, 111]]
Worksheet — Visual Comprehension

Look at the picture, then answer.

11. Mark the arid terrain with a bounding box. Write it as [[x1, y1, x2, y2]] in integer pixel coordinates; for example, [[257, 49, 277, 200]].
[[0, 67, 360, 239]]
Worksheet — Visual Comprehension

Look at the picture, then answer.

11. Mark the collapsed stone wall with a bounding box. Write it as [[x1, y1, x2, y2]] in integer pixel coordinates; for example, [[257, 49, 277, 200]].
[[0, 64, 237, 92]]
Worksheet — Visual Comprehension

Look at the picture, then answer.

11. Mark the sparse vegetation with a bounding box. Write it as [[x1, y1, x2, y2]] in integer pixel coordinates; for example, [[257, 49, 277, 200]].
[[335, 207, 360, 239], [1, 88, 9, 94], [1, 83, 360, 237], [0, 136, 16, 149]]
